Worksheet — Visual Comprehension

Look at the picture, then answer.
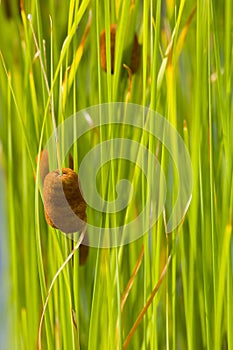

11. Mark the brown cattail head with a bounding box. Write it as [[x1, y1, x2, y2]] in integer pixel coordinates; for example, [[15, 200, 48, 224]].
[[43, 168, 87, 234], [37, 152, 89, 264], [100, 24, 116, 74], [79, 242, 89, 265], [100, 24, 140, 74], [130, 34, 140, 74]]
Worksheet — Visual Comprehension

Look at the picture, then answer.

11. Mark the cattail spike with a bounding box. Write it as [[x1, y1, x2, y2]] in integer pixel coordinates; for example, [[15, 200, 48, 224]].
[[43, 168, 87, 234]]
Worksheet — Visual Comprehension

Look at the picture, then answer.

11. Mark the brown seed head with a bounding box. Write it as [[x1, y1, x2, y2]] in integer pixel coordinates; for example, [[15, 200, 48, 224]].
[[100, 24, 116, 74], [100, 24, 140, 74], [130, 34, 140, 73], [43, 168, 87, 234], [79, 242, 89, 265]]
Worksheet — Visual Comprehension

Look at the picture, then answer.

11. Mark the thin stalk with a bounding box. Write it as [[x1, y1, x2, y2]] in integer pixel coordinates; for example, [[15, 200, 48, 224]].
[[28, 14, 62, 174]]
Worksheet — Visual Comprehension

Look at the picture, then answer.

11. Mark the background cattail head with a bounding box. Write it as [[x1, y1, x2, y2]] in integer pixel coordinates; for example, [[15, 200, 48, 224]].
[[100, 24, 140, 75], [43, 168, 87, 234], [100, 24, 116, 74], [79, 243, 89, 265], [130, 34, 140, 74]]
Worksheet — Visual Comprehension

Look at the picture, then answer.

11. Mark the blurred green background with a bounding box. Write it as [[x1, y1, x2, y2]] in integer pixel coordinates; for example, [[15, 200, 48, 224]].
[[0, 0, 232, 349]]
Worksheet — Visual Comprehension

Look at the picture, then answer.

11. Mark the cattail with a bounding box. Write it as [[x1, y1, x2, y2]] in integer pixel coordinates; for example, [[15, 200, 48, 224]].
[[130, 34, 140, 74], [100, 24, 116, 74], [79, 242, 89, 265], [36, 151, 89, 264], [43, 168, 87, 234], [37, 149, 89, 265], [100, 24, 140, 74]]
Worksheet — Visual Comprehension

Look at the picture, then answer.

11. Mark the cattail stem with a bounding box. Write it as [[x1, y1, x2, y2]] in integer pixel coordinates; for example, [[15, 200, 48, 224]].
[[38, 228, 86, 350]]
